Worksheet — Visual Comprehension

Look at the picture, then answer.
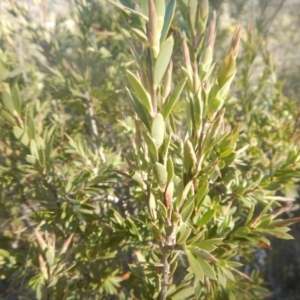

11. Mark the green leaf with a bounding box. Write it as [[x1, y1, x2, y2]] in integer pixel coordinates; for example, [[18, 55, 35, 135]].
[[26, 155, 36, 165], [160, 0, 175, 45], [113, 210, 124, 226], [127, 88, 150, 130], [166, 157, 174, 183], [197, 257, 216, 280], [0, 61, 8, 81], [13, 126, 29, 146], [170, 286, 194, 300], [162, 133, 171, 163], [163, 78, 187, 119], [151, 113, 165, 148], [127, 218, 141, 239], [217, 268, 227, 288], [234, 226, 250, 237], [126, 70, 153, 114], [107, 0, 148, 20], [2, 90, 14, 114], [11, 85, 21, 115], [131, 170, 146, 189], [192, 238, 223, 252], [195, 180, 208, 209], [153, 162, 168, 190], [189, 246, 219, 264], [27, 118, 35, 139], [183, 139, 197, 171], [131, 28, 149, 45], [154, 0, 165, 32], [207, 97, 223, 116], [77, 208, 94, 215], [176, 180, 193, 210], [45, 248, 55, 266], [5, 67, 23, 79], [177, 223, 192, 245], [157, 199, 167, 218], [1, 109, 16, 125], [30, 139, 39, 160], [189, 0, 198, 30], [181, 199, 194, 222], [142, 131, 158, 162], [0, 249, 10, 258], [186, 250, 204, 282], [154, 36, 174, 88], [148, 193, 157, 220], [197, 209, 215, 228]]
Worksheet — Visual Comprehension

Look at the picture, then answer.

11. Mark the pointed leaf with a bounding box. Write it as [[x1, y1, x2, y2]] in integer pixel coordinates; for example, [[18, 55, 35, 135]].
[[11, 85, 21, 115], [181, 200, 194, 222], [189, 246, 219, 264], [176, 180, 193, 210], [166, 157, 174, 183], [126, 70, 153, 114], [27, 118, 35, 139], [142, 131, 158, 161], [192, 238, 223, 252], [197, 209, 215, 228], [107, 0, 148, 20], [186, 250, 204, 282], [127, 89, 150, 130], [163, 78, 187, 119], [177, 223, 192, 245], [197, 257, 216, 280], [131, 171, 146, 189], [160, 0, 175, 45], [154, 36, 174, 88], [148, 193, 157, 220], [1, 110, 16, 125], [170, 286, 194, 300], [2, 90, 14, 114], [131, 28, 149, 45], [13, 126, 29, 146]]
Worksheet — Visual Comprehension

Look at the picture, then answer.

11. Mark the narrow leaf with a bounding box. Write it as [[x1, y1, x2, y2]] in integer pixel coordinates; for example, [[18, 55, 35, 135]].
[[197, 257, 216, 280], [142, 131, 158, 161], [126, 88, 150, 130], [107, 0, 148, 20], [197, 209, 215, 228], [192, 238, 223, 252], [126, 70, 153, 114], [163, 78, 187, 119], [170, 286, 194, 300], [160, 0, 175, 45], [2, 90, 14, 114], [177, 223, 192, 245], [186, 250, 204, 282], [154, 36, 174, 88]]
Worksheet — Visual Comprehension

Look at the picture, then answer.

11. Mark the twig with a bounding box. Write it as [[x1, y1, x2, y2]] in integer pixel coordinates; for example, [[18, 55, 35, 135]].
[[146, 25, 157, 116], [161, 255, 170, 300], [83, 91, 106, 163], [160, 219, 177, 300]]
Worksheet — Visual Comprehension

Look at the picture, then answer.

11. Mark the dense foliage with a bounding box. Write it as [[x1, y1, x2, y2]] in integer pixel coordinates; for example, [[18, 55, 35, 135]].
[[1, 0, 300, 299]]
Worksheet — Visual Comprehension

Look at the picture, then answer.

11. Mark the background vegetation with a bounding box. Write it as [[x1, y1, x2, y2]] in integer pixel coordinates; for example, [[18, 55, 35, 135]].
[[1, 0, 300, 299]]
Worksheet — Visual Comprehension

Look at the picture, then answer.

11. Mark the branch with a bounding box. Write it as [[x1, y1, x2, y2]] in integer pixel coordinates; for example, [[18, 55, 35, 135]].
[[160, 255, 170, 300], [83, 91, 106, 163]]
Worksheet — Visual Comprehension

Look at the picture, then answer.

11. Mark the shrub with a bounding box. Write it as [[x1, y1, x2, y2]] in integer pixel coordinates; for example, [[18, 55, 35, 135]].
[[0, 0, 299, 299]]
